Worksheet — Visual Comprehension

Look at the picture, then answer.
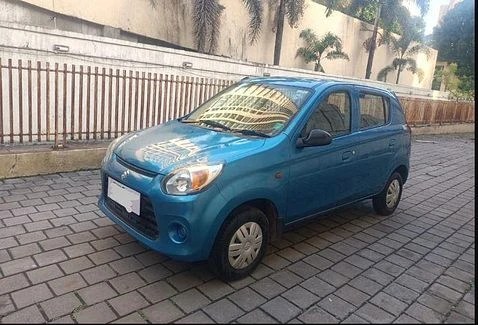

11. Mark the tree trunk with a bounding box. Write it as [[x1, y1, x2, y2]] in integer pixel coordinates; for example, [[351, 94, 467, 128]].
[[396, 66, 402, 84], [273, 0, 285, 66], [314, 61, 319, 71], [365, 2, 382, 79]]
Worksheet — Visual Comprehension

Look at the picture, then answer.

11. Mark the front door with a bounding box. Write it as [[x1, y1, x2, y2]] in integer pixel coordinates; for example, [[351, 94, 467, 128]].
[[286, 89, 358, 223]]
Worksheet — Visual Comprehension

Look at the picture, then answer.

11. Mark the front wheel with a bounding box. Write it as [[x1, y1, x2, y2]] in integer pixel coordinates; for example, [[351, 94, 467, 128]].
[[209, 207, 269, 281], [372, 172, 403, 216]]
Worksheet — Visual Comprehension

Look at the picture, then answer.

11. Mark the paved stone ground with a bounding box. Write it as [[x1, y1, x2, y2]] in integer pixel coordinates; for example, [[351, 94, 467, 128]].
[[0, 133, 474, 324]]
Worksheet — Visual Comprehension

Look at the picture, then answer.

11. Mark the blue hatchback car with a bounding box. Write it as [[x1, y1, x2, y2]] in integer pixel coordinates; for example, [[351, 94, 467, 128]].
[[98, 77, 411, 280]]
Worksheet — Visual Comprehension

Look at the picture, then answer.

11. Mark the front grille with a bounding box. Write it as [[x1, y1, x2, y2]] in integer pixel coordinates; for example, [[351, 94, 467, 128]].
[[116, 155, 157, 178], [104, 176, 159, 239]]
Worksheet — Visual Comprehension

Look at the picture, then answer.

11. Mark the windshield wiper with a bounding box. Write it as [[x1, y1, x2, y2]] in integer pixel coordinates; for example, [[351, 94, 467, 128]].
[[180, 119, 231, 132], [232, 129, 271, 138], [198, 119, 231, 131]]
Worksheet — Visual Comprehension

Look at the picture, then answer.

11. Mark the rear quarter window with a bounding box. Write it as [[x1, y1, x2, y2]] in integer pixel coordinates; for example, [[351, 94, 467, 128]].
[[359, 93, 390, 129]]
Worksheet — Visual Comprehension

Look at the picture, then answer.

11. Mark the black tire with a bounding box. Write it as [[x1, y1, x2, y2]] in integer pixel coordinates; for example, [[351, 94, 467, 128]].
[[209, 207, 269, 281], [372, 172, 403, 216]]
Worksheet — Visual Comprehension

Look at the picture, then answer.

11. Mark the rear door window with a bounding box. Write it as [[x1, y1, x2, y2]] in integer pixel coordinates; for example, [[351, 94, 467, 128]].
[[359, 93, 389, 129]]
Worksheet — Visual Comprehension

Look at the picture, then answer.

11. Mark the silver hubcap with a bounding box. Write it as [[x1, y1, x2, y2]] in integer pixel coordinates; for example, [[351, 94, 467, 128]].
[[228, 222, 263, 269], [386, 179, 400, 208]]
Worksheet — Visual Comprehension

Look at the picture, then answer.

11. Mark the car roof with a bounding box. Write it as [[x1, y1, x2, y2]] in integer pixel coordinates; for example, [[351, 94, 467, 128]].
[[241, 76, 396, 97]]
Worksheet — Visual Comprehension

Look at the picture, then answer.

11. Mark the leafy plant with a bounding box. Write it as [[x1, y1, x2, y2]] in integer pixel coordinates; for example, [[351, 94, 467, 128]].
[[377, 20, 430, 84], [296, 29, 349, 72]]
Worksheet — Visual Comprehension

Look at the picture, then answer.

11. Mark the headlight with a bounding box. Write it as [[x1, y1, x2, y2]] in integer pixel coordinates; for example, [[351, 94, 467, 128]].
[[102, 133, 133, 165], [163, 163, 223, 195]]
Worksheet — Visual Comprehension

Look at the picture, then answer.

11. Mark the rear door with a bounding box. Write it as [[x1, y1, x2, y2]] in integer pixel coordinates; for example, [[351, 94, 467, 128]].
[[351, 87, 398, 198]]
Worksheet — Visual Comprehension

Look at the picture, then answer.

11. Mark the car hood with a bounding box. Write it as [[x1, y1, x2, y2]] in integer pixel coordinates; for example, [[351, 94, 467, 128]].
[[115, 120, 265, 175]]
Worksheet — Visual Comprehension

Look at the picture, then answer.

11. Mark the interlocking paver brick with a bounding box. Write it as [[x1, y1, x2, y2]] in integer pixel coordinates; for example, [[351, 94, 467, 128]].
[[445, 311, 474, 324], [298, 306, 338, 323], [0, 295, 15, 317], [114, 242, 146, 257], [171, 288, 211, 314], [417, 292, 454, 315], [59, 256, 95, 274], [139, 280, 177, 303], [334, 284, 370, 307], [395, 273, 429, 292], [350, 275, 383, 296], [238, 309, 280, 324], [455, 300, 475, 320], [197, 279, 234, 300], [301, 276, 335, 298], [261, 296, 301, 323], [0, 237, 17, 250], [303, 253, 334, 270], [109, 272, 146, 293], [40, 293, 82, 320], [384, 282, 421, 304], [137, 263, 172, 283], [66, 231, 97, 244], [74, 302, 117, 323], [26, 264, 64, 284], [90, 237, 120, 250], [168, 271, 203, 292], [1, 256, 38, 276], [48, 273, 87, 295], [250, 277, 286, 299], [281, 286, 320, 309], [318, 294, 355, 320], [317, 269, 349, 287], [11, 283, 53, 308], [38, 236, 71, 251], [202, 298, 244, 323], [370, 291, 408, 316], [109, 291, 149, 316], [112, 312, 148, 324], [80, 264, 117, 284], [269, 269, 303, 289], [77, 282, 117, 305], [228, 287, 267, 312], [33, 249, 67, 266], [0, 305, 45, 323], [109, 256, 143, 275], [8, 243, 41, 259], [406, 302, 444, 323], [428, 282, 462, 303], [142, 300, 184, 323], [287, 260, 320, 279], [356, 302, 395, 323]]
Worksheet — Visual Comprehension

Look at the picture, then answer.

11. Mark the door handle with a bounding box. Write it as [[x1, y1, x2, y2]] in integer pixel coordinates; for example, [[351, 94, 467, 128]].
[[342, 150, 355, 161]]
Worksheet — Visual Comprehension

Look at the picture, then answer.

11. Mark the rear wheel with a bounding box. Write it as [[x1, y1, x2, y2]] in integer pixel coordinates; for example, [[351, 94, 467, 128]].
[[209, 207, 269, 281], [372, 172, 403, 216]]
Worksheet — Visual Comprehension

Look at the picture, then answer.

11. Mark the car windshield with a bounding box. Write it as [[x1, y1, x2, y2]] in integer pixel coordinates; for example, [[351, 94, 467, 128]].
[[182, 82, 311, 137]]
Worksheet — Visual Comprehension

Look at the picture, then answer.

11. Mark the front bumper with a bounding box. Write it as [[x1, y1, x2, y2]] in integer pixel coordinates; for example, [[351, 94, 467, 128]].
[[98, 154, 228, 262]]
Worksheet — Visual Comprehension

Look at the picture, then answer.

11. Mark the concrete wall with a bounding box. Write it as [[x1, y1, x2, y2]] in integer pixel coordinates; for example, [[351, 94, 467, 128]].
[[5, 0, 438, 89]]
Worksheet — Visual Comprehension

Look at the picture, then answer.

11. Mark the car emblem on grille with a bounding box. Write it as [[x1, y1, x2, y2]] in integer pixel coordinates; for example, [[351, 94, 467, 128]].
[[121, 170, 130, 180]]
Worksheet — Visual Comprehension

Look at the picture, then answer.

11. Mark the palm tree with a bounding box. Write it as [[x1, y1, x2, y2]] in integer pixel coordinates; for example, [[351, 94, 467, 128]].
[[377, 24, 430, 84], [362, 0, 429, 79], [319, 0, 430, 79], [296, 29, 349, 72], [242, 0, 306, 65], [149, 0, 223, 54], [193, 0, 224, 53]]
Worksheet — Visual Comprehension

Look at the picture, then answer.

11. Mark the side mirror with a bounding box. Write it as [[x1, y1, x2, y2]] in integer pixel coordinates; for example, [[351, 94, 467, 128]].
[[296, 129, 332, 148]]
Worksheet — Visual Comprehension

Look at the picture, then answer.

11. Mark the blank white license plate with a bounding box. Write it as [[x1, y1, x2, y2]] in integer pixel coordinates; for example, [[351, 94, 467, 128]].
[[107, 177, 140, 215]]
